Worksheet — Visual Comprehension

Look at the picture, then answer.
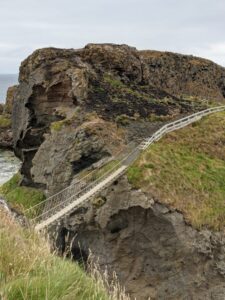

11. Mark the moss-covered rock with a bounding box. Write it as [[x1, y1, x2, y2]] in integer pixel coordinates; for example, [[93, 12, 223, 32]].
[[0, 173, 45, 216]]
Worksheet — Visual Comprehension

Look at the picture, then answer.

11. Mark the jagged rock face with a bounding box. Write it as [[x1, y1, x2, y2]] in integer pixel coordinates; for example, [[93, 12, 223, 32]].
[[79, 44, 149, 84], [58, 176, 225, 300], [140, 50, 225, 101], [12, 43, 225, 190], [31, 118, 124, 194], [0, 85, 17, 149], [0, 127, 13, 149]]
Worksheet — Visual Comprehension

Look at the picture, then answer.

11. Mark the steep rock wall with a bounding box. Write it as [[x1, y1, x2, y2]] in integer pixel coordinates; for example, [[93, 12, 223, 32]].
[[57, 176, 225, 300]]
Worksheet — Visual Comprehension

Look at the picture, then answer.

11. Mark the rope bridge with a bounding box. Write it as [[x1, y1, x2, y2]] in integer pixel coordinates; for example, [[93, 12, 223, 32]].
[[25, 106, 225, 231]]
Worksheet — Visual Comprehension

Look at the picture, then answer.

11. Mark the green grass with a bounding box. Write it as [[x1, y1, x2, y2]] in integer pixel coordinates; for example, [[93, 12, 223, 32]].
[[104, 74, 125, 88], [50, 119, 72, 131], [0, 173, 45, 216], [0, 211, 110, 300], [0, 115, 11, 128], [128, 112, 225, 230]]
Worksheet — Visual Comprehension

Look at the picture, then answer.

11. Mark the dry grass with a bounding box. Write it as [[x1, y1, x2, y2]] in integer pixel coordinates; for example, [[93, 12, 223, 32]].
[[87, 253, 131, 300], [0, 210, 131, 300], [127, 112, 225, 230]]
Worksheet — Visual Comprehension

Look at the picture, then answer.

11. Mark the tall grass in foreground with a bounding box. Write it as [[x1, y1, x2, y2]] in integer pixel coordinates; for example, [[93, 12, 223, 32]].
[[0, 210, 130, 300]]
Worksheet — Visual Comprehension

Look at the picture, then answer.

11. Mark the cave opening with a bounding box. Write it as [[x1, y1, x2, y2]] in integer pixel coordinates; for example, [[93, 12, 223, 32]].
[[71, 151, 109, 175]]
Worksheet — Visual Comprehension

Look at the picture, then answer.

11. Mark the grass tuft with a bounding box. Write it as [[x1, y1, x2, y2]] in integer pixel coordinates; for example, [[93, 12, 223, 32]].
[[0, 115, 11, 128], [0, 210, 130, 300], [0, 210, 110, 300], [0, 173, 45, 216]]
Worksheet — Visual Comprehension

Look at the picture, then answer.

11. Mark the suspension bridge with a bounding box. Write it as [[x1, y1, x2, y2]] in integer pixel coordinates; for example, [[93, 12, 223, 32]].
[[25, 106, 225, 231]]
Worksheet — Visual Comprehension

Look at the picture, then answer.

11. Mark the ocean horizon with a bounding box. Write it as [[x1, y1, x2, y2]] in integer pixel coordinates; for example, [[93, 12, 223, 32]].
[[0, 74, 18, 103]]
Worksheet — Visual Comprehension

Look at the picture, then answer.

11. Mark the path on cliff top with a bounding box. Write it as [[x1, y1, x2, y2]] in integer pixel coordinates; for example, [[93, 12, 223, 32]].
[[25, 106, 225, 231]]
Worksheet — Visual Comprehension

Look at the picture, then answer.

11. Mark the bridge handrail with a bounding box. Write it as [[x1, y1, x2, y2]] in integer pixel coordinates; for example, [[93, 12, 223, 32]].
[[27, 105, 225, 227], [25, 140, 135, 215], [31, 144, 142, 223]]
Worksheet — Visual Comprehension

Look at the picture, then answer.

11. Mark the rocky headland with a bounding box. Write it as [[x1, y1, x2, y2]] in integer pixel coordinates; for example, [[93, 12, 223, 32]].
[[4, 43, 225, 299]]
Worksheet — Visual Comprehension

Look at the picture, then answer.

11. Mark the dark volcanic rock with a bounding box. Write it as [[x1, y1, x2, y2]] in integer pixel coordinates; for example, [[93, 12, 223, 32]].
[[0, 85, 18, 149], [0, 128, 13, 149], [58, 176, 225, 300], [4, 85, 18, 114], [13, 43, 225, 190], [140, 50, 225, 101]]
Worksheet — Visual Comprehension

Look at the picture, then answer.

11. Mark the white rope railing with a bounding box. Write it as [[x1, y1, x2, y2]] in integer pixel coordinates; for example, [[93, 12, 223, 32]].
[[28, 105, 225, 230]]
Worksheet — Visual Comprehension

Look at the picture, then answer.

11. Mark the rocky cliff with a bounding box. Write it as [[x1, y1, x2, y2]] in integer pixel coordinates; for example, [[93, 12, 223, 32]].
[[56, 176, 225, 299], [11, 44, 225, 299], [140, 50, 225, 101], [12, 44, 225, 191], [0, 85, 17, 149]]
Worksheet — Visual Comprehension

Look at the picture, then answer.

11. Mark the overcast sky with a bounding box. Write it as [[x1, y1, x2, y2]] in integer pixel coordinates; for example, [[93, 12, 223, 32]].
[[0, 0, 225, 73]]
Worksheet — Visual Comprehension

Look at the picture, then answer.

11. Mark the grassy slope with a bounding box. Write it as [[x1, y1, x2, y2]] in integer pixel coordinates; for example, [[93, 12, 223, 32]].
[[127, 112, 225, 230], [0, 210, 109, 300], [0, 173, 45, 216]]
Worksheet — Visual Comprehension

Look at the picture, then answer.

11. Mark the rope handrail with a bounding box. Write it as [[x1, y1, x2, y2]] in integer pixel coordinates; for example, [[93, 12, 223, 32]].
[[32, 160, 123, 222], [27, 105, 225, 230], [32, 143, 143, 223], [25, 140, 135, 214]]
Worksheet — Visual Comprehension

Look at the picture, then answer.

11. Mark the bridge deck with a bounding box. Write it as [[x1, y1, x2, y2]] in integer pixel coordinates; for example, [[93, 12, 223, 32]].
[[30, 106, 225, 231], [35, 165, 127, 231]]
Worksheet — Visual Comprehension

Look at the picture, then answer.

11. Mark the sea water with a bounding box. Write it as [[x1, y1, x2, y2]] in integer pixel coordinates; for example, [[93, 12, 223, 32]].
[[0, 150, 20, 185]]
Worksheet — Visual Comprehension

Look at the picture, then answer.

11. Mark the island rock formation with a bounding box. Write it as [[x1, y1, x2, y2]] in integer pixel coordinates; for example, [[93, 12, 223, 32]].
[[11, 44, 225, 299]]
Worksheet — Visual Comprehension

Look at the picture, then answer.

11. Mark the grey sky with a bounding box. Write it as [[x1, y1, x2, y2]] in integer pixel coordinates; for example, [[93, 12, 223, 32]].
[[0, 0, 225, 73]]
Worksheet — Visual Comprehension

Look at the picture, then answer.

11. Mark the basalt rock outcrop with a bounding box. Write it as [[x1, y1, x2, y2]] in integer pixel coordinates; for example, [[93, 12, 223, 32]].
[[12, 44, 225, 191], [4, 85, 18, 114], [56, 176, 225, 300], [0, 85, 17, 149], [11, 44, 225, 299], [140, 50, 225, 101]]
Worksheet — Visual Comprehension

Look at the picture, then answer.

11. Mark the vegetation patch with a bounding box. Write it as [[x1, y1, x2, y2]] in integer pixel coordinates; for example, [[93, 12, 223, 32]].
[[50, 119, 72, 132], [128, 112, 225, 230], [0, 211, 111, 300], [0, 173, 45, 216], [0, 115, 11, 128], [148, 113, 174, 123]]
